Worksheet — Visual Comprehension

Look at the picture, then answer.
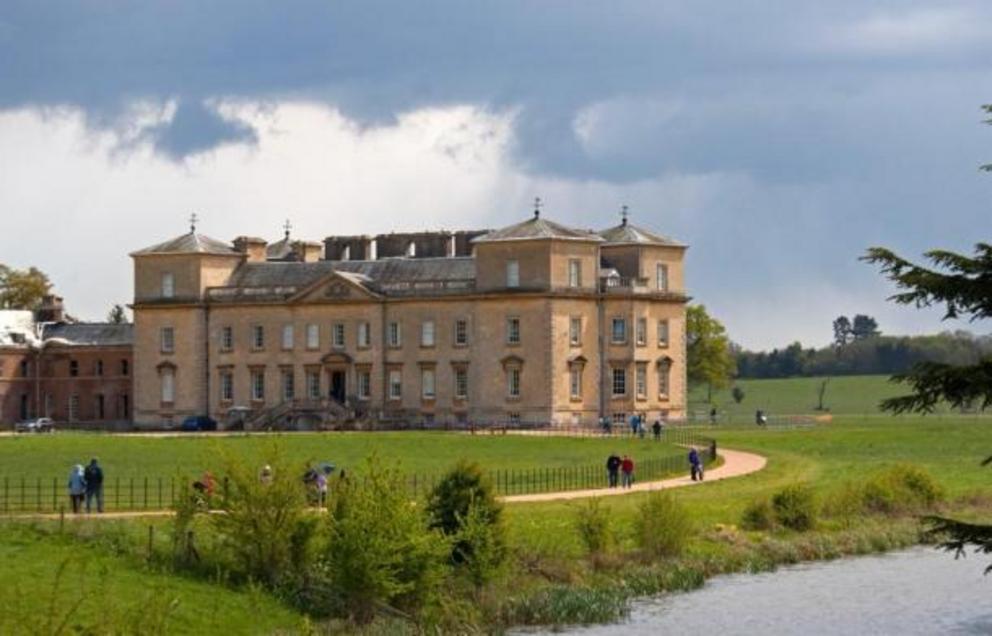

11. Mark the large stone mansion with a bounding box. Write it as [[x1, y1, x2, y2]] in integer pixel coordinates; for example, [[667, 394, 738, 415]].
[[1, 207, 688, 430], [132, 208, 688, 429]]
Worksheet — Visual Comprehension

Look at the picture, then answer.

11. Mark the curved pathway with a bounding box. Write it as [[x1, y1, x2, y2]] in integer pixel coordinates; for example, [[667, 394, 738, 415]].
[[501, 448, 767, 503], [1, 448, 766, 520]]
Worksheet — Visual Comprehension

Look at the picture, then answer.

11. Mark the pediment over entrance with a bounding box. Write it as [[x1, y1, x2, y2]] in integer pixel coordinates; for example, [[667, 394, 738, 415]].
[[289, 270, 381, 304], [321, 351, 353, 365]]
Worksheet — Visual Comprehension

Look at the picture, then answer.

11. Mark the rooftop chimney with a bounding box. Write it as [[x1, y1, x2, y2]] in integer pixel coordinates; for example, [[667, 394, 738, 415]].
[[36, 295, 65, 323], [292, 240, 323, 263], [233, 236, 267, 262]]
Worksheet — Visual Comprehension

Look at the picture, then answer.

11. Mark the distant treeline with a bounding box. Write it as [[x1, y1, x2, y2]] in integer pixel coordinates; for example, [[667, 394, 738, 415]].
[[736, 331, 992, 379]]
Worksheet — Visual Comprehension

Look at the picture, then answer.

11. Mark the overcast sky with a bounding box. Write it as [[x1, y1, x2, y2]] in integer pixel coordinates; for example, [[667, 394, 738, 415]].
[[1, 1, 989, 349]]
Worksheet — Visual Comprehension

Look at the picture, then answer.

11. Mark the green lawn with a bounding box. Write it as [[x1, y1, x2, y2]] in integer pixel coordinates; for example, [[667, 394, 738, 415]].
[[687, 374, 975, 419], [0, 431, 694, 511], [0, 522, 302, 634], [505, 415, 992, 557], [2, 415, 990, 633]]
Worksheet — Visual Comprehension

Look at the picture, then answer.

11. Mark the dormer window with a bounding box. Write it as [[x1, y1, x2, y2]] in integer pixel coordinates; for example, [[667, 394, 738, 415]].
[[506, 260, 520, 288], [161, 272, 175, 298]]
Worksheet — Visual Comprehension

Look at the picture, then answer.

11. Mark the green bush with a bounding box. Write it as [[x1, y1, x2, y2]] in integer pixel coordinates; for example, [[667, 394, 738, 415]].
[[426, 460, 506, 580], [771, 484, 817, 531], [455, 499, 508, 589], [884, 464, 944, 507], [826, 464, 944, 518], [211, 445, 312, 585], [740, 498, 776, 531], [574, 498, 613, 555], [325, 456, 449, 624], [633, 492, 693, 558]]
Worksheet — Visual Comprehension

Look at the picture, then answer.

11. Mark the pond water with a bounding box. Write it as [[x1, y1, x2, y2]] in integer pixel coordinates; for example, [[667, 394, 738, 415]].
[[531, 548, 992, 635]]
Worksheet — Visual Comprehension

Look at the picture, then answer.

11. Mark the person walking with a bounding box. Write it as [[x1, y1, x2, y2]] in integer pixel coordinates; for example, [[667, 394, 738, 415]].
[[600, 415, 611, 436], [606, 453, 621, 488], [652, 419, 662, 441], [621, 455, 635, 488], [688, 447, 703, 482], [638, 413, 646, 439], [67, 464, 86, 514], [83, 458, 104, 513]]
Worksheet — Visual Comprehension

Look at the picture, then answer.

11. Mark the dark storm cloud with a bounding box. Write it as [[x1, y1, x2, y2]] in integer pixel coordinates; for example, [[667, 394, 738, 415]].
[[2, 0, 991, 346], [3, 0, 989, 171], [142, 101, 258, 159]]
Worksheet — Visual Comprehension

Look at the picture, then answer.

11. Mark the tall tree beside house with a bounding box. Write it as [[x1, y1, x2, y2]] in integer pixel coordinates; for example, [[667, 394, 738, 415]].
[[0, 264, 51, 310], [832, 316, 852, 347], [107, 304, 129, 324], [864, 241, 992, 570], [686, 304, 736, 401]]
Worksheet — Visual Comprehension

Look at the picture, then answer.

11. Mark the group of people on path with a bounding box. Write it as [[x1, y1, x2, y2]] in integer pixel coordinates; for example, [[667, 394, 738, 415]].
[[66, 458, 104, 514], [605, 453, 636, 488], [604, 446, 708, 491], [599, 414, 665, 441]]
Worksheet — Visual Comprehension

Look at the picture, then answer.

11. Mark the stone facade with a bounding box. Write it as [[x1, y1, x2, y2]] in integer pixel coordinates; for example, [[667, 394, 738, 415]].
[[130, 213, 689, 429]]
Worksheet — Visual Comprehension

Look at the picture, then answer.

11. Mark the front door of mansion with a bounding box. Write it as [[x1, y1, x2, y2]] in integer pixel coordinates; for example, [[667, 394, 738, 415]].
[[329, 370, 346, 404]]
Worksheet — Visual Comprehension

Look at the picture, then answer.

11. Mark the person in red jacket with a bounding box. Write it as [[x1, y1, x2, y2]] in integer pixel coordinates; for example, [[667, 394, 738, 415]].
[[621, 455, 635, 488]]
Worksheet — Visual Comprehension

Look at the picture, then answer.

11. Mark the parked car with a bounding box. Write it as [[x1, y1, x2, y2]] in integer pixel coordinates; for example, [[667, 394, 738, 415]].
[[181, 415, 218, 432], [15, 417, 56, 433]]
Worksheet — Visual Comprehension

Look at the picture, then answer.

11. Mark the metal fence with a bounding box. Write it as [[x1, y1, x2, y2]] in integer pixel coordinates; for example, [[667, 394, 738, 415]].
[[0, 430, 715, 514]]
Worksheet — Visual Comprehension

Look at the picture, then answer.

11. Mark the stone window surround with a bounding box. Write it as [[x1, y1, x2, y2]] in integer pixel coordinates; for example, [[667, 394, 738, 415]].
[[451, 361, 469, 401], [453, 318, 469, 347], [156, 361, 176, 407], [386, 364, 403, 401], [569, 315, 582, 347], [506, 316, 521, 346], [355, 363, 372, 400], [501, 355, 523, 401], [249, 365, 266, 403], [611, 316, 627, 345], [218, 366, 234, 403], [279, 365, 295, 401], [418, 361, 437, 401], [304, 364, 322, 400]]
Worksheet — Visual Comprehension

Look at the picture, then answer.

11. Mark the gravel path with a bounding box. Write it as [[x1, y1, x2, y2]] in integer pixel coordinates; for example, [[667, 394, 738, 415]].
[[1, 448, 766, 520], [501, 448, 767, 503]]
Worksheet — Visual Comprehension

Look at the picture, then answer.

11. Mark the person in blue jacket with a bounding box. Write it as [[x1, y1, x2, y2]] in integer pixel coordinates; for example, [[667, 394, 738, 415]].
[[67, 464, 86, 514], [688, 448, 703, 482]]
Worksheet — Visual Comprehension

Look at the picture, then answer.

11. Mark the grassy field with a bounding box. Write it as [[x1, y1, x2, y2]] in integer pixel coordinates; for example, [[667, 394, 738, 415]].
[[0, 431, 694, 481], [2, 414, 990, 632], [0, 431, 697, 512], [0, 522, 303, 634], [687, 373, 974, 419]]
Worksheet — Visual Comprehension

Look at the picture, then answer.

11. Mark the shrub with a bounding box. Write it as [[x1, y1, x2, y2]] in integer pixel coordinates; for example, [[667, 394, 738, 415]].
[[456, 499, 508, 589], [860, 478, 899, 514], [826, 464, 944, 518], [574, 498, 613, 556], [740, 498, 775, 531], [884, 464, 944, 507], [211, 445, 312, 585], [633, 492, 693, 558], [426, 461, 506, 580], [771, 484, 817, 531], [325, 456, 449, 624]]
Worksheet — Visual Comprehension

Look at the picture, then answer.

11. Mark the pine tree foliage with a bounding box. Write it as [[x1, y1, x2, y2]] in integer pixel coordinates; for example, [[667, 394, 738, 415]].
[[862, 243, 992, 413], [864, 237, 992, 572]]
